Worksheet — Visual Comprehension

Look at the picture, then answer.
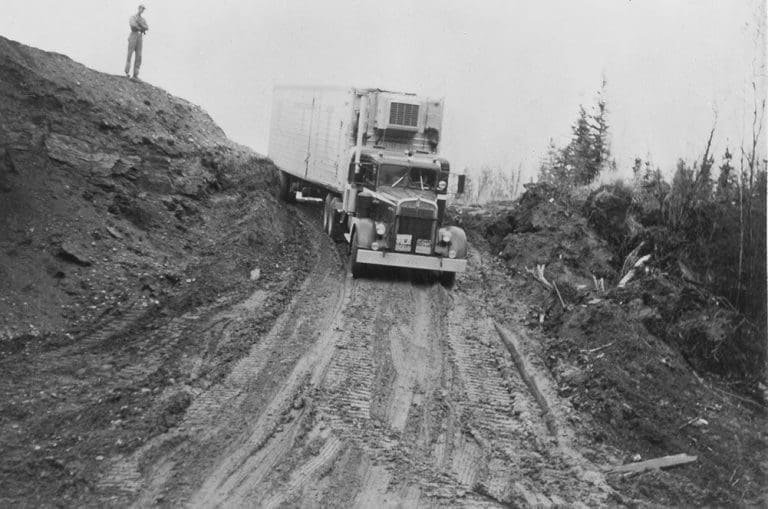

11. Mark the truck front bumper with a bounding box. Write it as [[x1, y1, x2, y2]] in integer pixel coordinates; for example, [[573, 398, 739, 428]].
[[356, 249, 467, 272]]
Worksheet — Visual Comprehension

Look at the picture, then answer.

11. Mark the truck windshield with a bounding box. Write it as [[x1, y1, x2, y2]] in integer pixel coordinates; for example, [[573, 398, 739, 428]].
[[378, 164, 438, 190]]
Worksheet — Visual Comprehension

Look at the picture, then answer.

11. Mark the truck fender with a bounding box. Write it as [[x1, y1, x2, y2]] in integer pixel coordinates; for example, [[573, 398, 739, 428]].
[[445, 226, 468, 259], [351, 219, 376, 250]]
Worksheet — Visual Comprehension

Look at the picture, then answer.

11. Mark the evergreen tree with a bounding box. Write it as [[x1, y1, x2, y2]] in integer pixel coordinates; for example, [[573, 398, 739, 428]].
[[538, 81, 612, 189], [716, 148, 735, 199]]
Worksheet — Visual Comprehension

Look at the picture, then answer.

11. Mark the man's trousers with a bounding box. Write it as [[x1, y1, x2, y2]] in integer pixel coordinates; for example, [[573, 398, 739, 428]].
[[125, 32, 143, 78]]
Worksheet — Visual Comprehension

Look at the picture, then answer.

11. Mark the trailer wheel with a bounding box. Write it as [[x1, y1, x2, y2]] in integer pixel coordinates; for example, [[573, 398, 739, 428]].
[[439, 271, 456, 288], [322, 194, 331, 232], [277, 170, 295, 203], [350, 230, 366, 279]]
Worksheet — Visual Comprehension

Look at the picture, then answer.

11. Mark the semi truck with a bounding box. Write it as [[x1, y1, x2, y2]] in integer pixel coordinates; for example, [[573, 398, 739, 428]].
[[268, 85, 467, 286]]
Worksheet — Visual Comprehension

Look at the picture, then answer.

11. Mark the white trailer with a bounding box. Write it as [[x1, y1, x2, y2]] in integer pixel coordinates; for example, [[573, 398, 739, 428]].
[[269, 86, 445, 194]]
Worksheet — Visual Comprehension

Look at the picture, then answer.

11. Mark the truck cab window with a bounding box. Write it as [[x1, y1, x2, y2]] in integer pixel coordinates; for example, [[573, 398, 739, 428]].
[[412, 167, 438, 189], [379, 164, 409, 187], [350, 161, 377, 187], [361, 163, 377, 187], [379, 164, 438, 190]]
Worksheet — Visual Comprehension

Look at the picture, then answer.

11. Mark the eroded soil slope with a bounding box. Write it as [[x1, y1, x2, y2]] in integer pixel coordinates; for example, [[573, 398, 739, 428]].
[[0, 36, 315, 505]]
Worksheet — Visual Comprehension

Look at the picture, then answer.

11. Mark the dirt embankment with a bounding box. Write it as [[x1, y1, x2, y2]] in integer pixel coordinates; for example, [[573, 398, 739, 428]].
[[1, 34, 252, 338], [0, 36, 315, 505], [456, 184, 767, 506]]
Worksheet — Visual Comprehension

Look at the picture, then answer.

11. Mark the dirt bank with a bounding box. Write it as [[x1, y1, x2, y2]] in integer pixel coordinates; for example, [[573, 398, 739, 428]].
[[0, 35, 314, 505], [457, 186, 767, 506]]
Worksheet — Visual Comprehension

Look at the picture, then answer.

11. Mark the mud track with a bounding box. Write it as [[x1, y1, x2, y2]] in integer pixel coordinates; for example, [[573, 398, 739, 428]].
[[102, 206, 615, 507]]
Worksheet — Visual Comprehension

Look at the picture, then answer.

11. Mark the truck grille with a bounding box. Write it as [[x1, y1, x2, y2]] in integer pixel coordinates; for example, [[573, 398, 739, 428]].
[[389, 103, 419, 128], [398, 217, 434, 243]]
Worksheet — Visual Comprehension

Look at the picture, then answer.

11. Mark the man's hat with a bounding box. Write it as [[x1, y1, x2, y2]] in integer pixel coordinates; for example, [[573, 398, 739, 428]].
[[138, 4, 146, 9]]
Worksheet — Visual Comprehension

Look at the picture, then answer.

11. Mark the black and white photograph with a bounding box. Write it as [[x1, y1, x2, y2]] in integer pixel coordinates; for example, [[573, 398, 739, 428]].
[[0, 1, 766, 506]]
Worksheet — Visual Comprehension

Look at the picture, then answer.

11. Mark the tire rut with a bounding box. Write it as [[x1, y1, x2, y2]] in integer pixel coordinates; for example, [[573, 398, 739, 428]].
[[99, 207, 348, 506], [103, 210, 615, 507]]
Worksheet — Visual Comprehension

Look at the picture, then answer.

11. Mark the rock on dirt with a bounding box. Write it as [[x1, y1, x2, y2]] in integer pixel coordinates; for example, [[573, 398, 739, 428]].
[[58, 241, 92, 266]]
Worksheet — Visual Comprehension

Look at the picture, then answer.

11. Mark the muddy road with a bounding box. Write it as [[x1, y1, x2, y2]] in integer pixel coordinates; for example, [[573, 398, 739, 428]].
[[98, 204, 616, 507]]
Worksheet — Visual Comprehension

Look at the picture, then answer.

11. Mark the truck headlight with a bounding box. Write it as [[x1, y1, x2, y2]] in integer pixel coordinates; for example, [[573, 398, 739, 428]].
[[448, 248, 457, 259], [371, 241, 381, 251], [375, 222, 386, 236], [437, 180, 447, 191]]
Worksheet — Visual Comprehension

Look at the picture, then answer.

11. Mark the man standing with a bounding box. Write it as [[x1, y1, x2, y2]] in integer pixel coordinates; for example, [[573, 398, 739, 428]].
[[124, 4, 149, 80]]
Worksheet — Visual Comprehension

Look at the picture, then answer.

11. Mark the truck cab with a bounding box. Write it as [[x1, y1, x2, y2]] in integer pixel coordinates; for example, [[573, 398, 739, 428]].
[[332, 148, 467, 286]]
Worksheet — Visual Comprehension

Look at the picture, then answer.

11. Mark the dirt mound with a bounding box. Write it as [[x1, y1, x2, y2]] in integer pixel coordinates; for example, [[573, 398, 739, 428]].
[[462, 183, 616, 308], [459, 184, 767, 506], [0, 36, 316, 505], [583, 183, 637, 248], [0, 34, 271, 339]]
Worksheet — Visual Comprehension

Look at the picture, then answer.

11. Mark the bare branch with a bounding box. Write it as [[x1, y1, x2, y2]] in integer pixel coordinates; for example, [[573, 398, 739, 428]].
[[525, 264, 553, 289], [618, 254, 651, 288], [551, 281, 568, 310], [592, 274, 605, 293], [698, 121, 716, 183]]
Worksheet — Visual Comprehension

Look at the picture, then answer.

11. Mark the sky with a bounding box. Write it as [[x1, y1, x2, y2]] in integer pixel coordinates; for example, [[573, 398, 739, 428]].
[[1, 0, 766, 182]]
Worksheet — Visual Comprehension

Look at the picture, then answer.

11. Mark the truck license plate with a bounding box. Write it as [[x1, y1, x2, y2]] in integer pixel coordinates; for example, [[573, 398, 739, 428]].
[[415, 239, 432, 254], [395, 234, 412, 252]]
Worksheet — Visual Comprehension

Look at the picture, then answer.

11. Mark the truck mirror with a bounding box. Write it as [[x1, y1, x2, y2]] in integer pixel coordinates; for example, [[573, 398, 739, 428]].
[[457, 175, 466, 194]]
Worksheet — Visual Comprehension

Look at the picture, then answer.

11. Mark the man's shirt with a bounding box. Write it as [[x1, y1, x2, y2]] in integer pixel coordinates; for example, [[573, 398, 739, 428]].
[[129, 14, 149, 33]]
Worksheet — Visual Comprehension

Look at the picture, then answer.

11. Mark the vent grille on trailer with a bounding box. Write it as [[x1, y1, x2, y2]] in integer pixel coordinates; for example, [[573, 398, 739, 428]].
[[389, 103, 419, 128]]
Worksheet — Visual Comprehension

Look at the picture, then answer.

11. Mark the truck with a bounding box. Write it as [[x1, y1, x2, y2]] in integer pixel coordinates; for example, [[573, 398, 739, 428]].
[[268, 85, 467, 286]]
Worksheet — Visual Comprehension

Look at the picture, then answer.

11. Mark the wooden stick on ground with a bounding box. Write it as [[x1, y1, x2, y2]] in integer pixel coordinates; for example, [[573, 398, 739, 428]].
[[526, 265, 569, 310], [608, 453, 698, 474], [525, 264, 553, 289], [551, 280, 567, 310], [677, 416, 700, 430], [581, 341, 615, 354]]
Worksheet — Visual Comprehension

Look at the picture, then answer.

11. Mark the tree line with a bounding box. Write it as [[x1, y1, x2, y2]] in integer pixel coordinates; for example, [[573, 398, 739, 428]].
[[465, 78, 766, 378]]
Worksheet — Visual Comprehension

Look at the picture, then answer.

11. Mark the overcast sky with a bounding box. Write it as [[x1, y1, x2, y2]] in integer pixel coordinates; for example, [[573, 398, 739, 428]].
[[1, 1, 765, 181]]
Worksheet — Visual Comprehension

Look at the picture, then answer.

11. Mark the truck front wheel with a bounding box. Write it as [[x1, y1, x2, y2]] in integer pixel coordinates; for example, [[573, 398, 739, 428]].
[[439, 271, 456, 288], [350, 231, 366, 279], [324, 194, 343, 241]]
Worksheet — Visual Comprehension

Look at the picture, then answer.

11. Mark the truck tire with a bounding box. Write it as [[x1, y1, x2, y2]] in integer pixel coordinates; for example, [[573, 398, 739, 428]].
[[322, 194, 331, 232], [439, 271, 456, 288], [324, 194, 343, 242], [350, 230, 366, 279], [277, 170, 295, 203]]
